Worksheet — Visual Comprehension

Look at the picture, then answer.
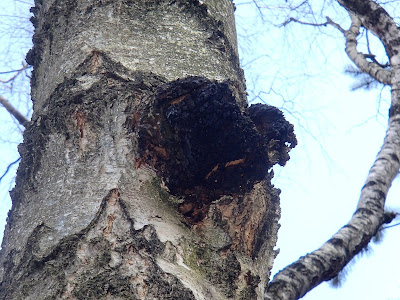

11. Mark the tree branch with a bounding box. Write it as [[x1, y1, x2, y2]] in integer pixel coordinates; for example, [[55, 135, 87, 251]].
[[382, 221, 400, 230], [281, 16, 346, 32], [0, 96, 29, 127], [0, 157, 21, 182], [344, 13, 391, 85], [0, 63, 29, 83], [336, 0, 399, 57], [283, 15, 391, 84], [281, 17, 329, 28]]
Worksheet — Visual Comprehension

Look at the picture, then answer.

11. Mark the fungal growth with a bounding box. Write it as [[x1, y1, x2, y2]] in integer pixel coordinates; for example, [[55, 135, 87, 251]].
[[134, 76, 296, 221]]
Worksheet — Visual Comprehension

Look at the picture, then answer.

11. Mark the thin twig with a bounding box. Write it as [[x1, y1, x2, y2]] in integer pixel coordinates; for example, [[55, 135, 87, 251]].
[[252, 0, 265, 22], [282, 17, 328, 27], [281, 16, 346, 33], [286, 14, 390, 84], [0, 64, 28, 75], [382, 222, 400, 229], [325, 16, 346, 33], [0, 63, 30, 83], [0, 157, 21, 182], [364, 30, 390, 68]]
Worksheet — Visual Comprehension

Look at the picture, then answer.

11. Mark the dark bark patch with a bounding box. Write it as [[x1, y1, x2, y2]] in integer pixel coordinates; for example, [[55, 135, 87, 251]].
[[383, 211, 397, 224], [364, 199, 384, 210], [134, 76, 296, 222], [390, 153, 400, 163], [343, 224, 357, 231], [239, 271, 260, 299], [328, 237, 344, 248], [389, 104, 400, 118], [361, 180, 377, 190], [352, 234, 372, 256], [355, 207, 374, 216], [374, 189, 386, 200], [341, 0, 389, 26]]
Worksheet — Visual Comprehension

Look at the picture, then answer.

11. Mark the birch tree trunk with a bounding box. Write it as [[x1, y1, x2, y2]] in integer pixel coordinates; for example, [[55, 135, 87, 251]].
[[0, 1, 295, 299]]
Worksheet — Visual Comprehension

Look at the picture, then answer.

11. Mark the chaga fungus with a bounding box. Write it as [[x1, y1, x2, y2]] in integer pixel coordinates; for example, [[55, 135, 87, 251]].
[[135, 76, 296, 221]]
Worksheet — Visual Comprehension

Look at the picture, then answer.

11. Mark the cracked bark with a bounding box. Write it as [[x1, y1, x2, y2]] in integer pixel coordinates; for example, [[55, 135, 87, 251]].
[[0, 0, 296, 299], [265, 0, 400, 299]]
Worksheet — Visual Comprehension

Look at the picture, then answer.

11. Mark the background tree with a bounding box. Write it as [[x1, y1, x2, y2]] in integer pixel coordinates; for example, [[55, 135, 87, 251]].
[[251, 0, 400, 299]]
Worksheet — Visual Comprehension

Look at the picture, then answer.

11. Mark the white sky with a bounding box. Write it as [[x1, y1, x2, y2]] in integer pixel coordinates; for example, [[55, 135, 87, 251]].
[[0, 1, 400, 299]]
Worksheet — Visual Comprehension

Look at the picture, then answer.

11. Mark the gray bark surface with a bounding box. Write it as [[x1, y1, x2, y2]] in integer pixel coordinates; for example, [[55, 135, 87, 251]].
[[0, 0, 295, 299]]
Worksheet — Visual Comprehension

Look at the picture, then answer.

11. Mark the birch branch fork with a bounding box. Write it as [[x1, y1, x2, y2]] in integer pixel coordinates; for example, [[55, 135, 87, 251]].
[[344, 14, 391, 85], [266, 0, 400, 299]]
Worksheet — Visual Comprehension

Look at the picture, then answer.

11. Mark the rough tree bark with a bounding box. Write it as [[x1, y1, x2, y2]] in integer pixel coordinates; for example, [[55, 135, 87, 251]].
[[266, 0, 400, 299], [0, 0, 296, 299]]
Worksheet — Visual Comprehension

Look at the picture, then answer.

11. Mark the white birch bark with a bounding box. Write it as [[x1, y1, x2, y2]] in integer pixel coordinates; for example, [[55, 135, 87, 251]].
[[0, 1, 296, 299]]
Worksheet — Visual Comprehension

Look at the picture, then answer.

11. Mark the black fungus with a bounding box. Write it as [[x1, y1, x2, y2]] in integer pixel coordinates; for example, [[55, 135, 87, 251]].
[[136, 76, 296, 221]]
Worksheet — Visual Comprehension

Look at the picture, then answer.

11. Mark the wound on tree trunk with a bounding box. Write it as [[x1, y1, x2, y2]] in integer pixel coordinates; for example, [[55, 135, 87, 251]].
[[132, 76, 297, 222]]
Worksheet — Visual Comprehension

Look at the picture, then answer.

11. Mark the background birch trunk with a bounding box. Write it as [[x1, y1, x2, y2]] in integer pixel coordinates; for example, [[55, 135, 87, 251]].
[[266, 0, 400, 298]]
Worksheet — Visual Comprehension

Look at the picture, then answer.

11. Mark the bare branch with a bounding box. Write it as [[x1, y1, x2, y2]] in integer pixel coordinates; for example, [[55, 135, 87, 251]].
[[281, 15, 346, 32], [0, 95, 29, 127], [0, 63, 28, 75], [236, 0, 309, 11], [344, 14, 391, 85], [281, 17, 329, 28], [283, 15, 391, 84], [382, 221, 400, 229], [252, 0, 265, 22], [266, 174, 397, 300], [0, 63, 30, 84], [325, 16, 345, 33]]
